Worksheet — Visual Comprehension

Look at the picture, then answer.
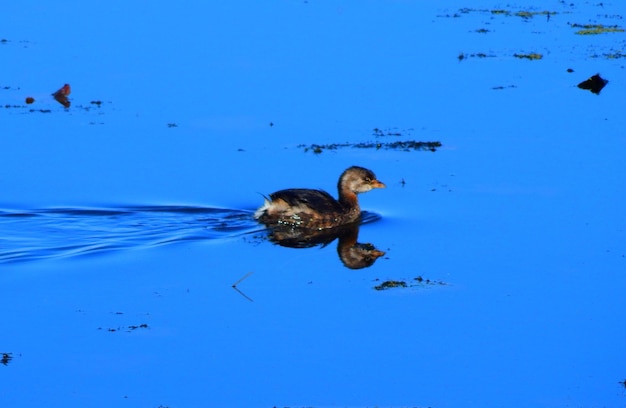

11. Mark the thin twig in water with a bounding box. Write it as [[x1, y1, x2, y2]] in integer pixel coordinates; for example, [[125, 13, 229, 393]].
[[232, 271, 254, 288], [232, 285, 254, 302]]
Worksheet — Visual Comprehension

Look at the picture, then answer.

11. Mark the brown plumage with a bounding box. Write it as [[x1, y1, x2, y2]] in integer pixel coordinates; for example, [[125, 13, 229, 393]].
[[255, 166, 385, 230]]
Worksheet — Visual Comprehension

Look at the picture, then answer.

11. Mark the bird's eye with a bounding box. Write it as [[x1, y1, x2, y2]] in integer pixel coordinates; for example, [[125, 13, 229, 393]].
[[364, 177, 371, 183]]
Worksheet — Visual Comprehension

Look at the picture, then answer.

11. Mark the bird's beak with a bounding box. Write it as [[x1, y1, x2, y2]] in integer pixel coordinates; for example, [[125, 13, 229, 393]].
[[371, 180, 386, 189]]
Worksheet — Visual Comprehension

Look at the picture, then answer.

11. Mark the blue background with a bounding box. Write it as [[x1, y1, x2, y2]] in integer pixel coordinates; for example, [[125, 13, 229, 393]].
[[1, 1, 625, 407]]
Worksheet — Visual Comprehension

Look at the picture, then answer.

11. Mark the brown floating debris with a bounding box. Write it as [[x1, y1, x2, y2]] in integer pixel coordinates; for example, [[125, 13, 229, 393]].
[[577, 74, 608, 95], [52, 83, 71, 107], [25, 97, 35, 104]]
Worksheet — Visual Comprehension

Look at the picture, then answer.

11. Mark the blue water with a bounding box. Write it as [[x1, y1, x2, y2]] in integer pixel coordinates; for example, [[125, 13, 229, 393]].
[[1, 1, 626, 407], [0, 206, 256, 263], [0, 206, 384, 264]]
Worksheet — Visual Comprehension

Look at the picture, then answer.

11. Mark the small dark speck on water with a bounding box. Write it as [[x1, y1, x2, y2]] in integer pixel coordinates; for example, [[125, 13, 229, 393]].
[[166, 123, 178, 128]]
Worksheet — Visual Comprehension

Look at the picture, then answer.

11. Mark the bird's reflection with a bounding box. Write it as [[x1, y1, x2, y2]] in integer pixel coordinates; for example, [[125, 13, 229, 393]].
[[52, 84, 71, 108], [264, 221, 385, 269]]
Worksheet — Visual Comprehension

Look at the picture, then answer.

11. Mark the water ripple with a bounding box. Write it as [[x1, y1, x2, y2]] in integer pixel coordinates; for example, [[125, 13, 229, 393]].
[[0, 205, 260, 263]]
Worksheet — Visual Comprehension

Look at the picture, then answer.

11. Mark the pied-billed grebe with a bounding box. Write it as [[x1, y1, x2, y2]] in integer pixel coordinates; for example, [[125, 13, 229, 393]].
[[254, 166, 385, 229]]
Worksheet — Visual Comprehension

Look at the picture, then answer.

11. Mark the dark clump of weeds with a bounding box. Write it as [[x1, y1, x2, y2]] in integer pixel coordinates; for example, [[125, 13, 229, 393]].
[[99, 323, 150, 333], [570, 23, 625, 35], [442, 8, 557, 20], [372, 127, 413, 137], [374, 280, 408, 290], [373, 276, 448, 291], [300, 140, 441, 154], [458, 52, 496, 60], [1, 352, 14, 366], [492, 85, 517, 90], [300, 126, 441, 154], [590, 50, 626, 60]]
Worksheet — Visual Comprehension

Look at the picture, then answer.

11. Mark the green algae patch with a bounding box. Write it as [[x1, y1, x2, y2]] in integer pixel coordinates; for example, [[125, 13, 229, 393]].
[[571, 23, 625, 35], [577, 74, 608, 95], [602, 51, 626, 59], [514, 53, 543, 60], [447, 8, 558, 19]]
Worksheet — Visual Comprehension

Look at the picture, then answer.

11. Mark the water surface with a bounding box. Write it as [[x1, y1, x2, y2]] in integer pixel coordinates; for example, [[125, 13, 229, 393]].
[[1, 1, 625, 407]]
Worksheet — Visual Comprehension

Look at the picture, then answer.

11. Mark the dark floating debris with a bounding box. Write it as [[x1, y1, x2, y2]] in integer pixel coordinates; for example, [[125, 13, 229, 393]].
[[589, 50, 626, 60], [570, 23, 625, 35], [167, 123, 178, 128], [299, 140, 441, 154], [514, 53, 543, 60], [373, 276, 447, 291], [372, 127, 413, 137], [1, 352, 13, 366], [52, 83, 71, 108], [492, 85, 517, 90], [577, 74, 608, 95], [442, 8, 557, 19], [374, 280, 407, 291], [458, 52, 496, 61], [90, 100, 102, 106], [127, 324, 149, 331], [100, 323, 149, 333], [567, 68, 574, 73], [25, 97, 35, 104]]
